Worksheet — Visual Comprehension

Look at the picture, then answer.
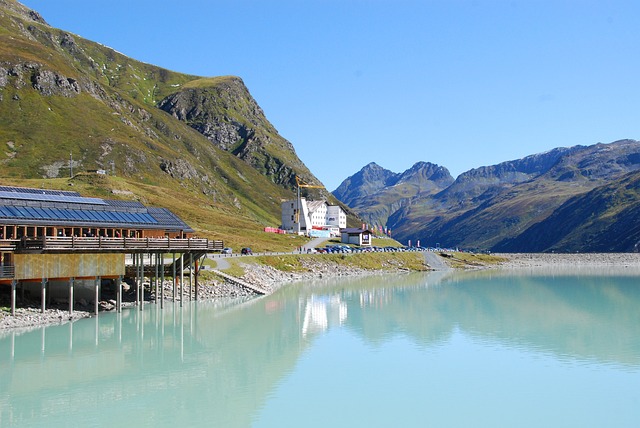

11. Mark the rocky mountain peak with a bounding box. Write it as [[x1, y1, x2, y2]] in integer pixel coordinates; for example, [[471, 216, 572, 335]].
[[332, 163, 396, 203], [0, 0, 48, 25], [332, 161, 454, 227], [157, 76, 312, 189], [397, 161, 454, 187]]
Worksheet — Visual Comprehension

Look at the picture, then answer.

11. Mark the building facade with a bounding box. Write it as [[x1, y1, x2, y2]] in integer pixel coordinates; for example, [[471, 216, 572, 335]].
[[281, 199, 347, 234], [340, 228, 372, 246]]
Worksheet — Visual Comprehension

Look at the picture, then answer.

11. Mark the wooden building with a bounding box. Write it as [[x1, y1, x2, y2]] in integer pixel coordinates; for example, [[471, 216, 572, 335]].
[[0, 185, 223, 316]]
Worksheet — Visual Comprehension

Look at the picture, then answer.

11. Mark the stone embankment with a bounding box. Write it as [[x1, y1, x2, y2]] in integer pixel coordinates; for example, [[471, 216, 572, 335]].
[[0, 259, 398, 331]]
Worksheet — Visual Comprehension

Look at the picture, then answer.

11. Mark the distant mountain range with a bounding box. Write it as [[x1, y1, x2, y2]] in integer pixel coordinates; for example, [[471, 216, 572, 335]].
[[333, 140, 640, 252]]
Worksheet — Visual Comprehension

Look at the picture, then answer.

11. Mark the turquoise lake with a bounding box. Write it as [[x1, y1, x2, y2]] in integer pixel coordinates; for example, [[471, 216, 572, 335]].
[[1, 268, 639, 427]]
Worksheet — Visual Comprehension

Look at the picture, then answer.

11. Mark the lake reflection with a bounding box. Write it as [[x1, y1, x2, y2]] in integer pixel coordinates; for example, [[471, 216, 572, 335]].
[[1, 269, 639, 427]]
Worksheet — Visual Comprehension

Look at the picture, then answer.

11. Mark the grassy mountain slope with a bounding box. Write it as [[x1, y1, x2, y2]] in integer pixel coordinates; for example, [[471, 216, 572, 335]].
[[0, 0, 335, 250], [493, 171, 640, 252]]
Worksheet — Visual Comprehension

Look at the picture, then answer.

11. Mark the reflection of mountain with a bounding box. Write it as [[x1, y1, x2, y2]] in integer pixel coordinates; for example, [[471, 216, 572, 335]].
[[1, 270, 639, 426], [380, 271, 640, 366], [289, 270, 640, 366]]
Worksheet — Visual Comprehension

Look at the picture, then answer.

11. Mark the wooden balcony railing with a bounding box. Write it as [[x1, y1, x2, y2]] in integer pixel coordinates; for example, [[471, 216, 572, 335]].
[[5, 237, 223, 253]]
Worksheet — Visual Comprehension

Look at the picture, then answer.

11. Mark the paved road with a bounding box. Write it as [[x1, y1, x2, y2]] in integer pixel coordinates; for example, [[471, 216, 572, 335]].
[[208, 254, 232, 269], [300, 237, 329, 252], [423, 251, 452, 271], [207, 237, 332, 270]]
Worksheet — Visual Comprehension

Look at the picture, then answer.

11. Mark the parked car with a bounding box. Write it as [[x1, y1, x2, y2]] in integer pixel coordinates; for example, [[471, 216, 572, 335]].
[[241, 247, 252, 255], [221, 247, 232, 254]]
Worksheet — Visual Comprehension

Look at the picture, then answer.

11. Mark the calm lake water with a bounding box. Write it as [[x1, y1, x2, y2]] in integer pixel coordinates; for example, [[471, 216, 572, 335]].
[[1, 268, 639, 427]]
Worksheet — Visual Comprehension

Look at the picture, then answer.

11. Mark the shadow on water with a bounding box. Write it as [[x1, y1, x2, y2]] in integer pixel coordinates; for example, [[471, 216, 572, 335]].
[[0, 267, 639, 427]]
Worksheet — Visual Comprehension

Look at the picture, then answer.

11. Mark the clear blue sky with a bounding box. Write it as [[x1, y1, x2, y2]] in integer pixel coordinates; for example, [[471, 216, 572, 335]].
[[21, 0, 640, 191]]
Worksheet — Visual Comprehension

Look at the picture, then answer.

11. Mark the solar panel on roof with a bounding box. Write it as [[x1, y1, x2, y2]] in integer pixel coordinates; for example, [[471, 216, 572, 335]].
[[0, 186, 81, 197], [147, 207, 191, 229], [105, 199, 146, 209], [0, 190, 107, 205], [26, 207, 44, 219]]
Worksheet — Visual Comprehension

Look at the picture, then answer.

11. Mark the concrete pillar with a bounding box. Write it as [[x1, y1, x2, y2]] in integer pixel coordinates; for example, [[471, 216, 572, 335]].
[[195, 256, 199, 301], [134, 254, 139, 307], [95, 276, 101, 316], [180, 254, 184, 307], [172, 253, 176, 301], [41, 278, 47, 314], [189, 253, 193, 301], [116, 276, 122, 313], [154, 253, 158, 304], [11, 279, 16, 316], [68, 277, 74, 315], [160, 252, 165, 309], [139, 253, 144, 312]]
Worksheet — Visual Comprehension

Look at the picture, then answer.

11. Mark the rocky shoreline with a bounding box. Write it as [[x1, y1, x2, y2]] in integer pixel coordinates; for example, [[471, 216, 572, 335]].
[[0, 259, 386, 331], [2, 252, 640, 331]]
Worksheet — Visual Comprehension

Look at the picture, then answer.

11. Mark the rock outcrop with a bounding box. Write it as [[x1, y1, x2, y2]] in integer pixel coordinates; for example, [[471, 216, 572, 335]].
[[158, 77, 318, 190]]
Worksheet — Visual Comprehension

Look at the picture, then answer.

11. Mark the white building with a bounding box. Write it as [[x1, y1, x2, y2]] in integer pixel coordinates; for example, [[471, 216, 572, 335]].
[[340, 228, 372, 246], [281, 198, 347, 235]]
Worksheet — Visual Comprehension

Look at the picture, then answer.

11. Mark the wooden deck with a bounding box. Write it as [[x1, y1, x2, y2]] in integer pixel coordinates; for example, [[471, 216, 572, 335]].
[[2, 237, 224, 254]]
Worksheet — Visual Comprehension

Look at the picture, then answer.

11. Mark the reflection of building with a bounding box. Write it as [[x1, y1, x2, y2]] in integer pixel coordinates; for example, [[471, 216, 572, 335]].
[[301, 294, 348, 338], [281, 199, 346, 235]]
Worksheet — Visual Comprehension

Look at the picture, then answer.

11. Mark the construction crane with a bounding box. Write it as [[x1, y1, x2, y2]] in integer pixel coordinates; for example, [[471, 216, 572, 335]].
[[294, 176, 324, 234]]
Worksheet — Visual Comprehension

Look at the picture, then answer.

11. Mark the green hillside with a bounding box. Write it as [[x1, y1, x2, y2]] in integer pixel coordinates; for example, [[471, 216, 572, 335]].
[[0, 0, 342, 251]]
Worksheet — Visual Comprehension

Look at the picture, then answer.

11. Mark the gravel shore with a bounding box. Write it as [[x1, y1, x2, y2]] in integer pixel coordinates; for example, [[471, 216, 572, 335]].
[[3, 252, 639, 331], [495, 252, 640, 269]]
